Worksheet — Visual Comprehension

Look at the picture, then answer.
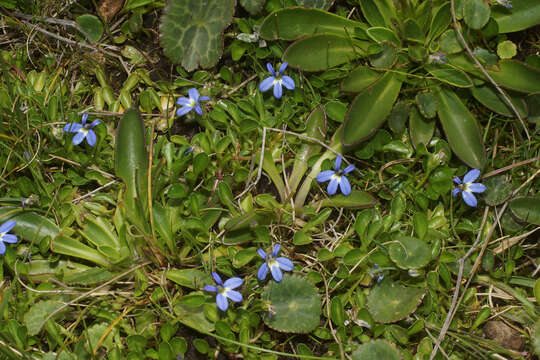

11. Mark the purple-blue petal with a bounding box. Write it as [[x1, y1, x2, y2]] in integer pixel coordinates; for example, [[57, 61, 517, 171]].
[[203, 285, 218, 292], [199, 96, 211, 102], [334, 156, 342, 171], [257, 262, 269, 280], [86, 130, 97, 147], [339, 176, 352, 196], [452, 188, 461, 197], [343, 164, 355, 174], [462, 191, 477, 207], [453, 176, 462, 185], [463, 169, 480, 184], [272, 244, 280, 257], [316, 170, 335, 183], [177, 97, 191, 106], [81, 113, 88, 125], [212, 272, 223, 285], [194, 105, 203, 116], [259, 77, 275, 92], [224, 277, 243, 289], [225, 290, 242, 303], [89, 119, 101, 128], [281, 76, 295, 90], [278, 62, 288, 75], [176, 106, 193, 117], [72, 131, 86, 146], [63, 123, 82, 133], [188, 88, 199, 102], [0, 242, 5, 255], [270, 264, 283, 282], [266, 63, 275, 76], [216, 293, 228, 311], [276, 257, 294, 271], [273, 81, 283, 99], [468, 183, 486, 193], [0, 220, 16, 233], [327, 177, 339, 195], [257, 248, 266, 259]]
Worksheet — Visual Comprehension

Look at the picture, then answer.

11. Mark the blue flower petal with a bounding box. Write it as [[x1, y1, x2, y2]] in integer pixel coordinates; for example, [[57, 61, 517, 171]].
[[278, 62, 288, 75], [177, 97, 191, 106], [258, 262, 269, 280], [212, 272, 223, 285], [90, 120, 101, 128], [86, 130, 97, 147], [462, 191, 477, 207], [343, 164, 355, 174], [276, 257, 294, 271], [281, 75, 295, 90], [81, 113, 88, 125], [270, 263, 283, 282], [451, 188, 461, 197], [199, 96, 211, 102], [257, 248, 266, 259], [0, 220, 16, 234], [203, 285, 218, 292], [272, 244, 280, 257], [225, 290, 242, 302], [188, 88, 200, 102], [266, 62, 275, 76], [339, 175, 352, 195], [194, 105, 203, 116], [273, 81, 283, 99], [334, 156, 342, 171], [63, 123, 82, 133], [0, 241, 5, 255], [453, 176, 462, 185], [176, 106, 193, 117], [224, 277, 243, 289], [216, 293, 228, 311], [72, 131, 86, 146], [316, 170, 335, 182], [259, 77, 275, 92], [327, 177, 339, 195], [463, 169, 480, 184], [468, 183, 486, 193]]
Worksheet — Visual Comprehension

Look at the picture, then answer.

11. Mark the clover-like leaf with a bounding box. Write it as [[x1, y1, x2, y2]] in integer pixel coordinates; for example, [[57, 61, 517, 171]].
[[352, 340, 402, 360], [159, 0, 235, 71], [262, 274, 321, 333], [389, 235, 431, 269], [367, 280, 425, 323]]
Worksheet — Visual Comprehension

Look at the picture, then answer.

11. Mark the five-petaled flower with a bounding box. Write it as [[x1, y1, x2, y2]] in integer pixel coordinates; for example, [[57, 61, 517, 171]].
[[316, 156, 355, 196], [259, 62, 295, 99], [452, 169, 486, 207], [257, 244, 294, 282], [63, 113, 100, 147], [176, 88, 211, 117], [203, 272, 243, 311], [0, 220, 18, 255], [430, 52, 447, 64]]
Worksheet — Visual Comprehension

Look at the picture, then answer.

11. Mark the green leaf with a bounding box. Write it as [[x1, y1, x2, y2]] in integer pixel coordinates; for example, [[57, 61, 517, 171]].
[[486, 60, 540, 94], [434, 87, 486, 169], [166, 269, 212, 289], [409, 107, 435, 149], [367, 280, 425, 323], [80, 216, 123, 261], [389, 236, 431, 269], [483, 176, 513, 206], [295, 0, 334, 10], [427, 2, 451, 43], [403, 19, 424, 44], [317, 190, 377, 209], [340, 66, 382, 93], [497, 40, 517, 59], [470, 85, 527, 118], [359, 0, 396, 29], [262, 274, 321, 333], [174, 301, 215, 333], [533, 319, 540, 356], [51, 235, 111, 267], [492, 0, 540, 33], [416, 92, 438, 119], [0, 208, 59, 242], [463, 0, 491, 30], [76, 14, 103, 42], [425, 64, 473, 88], [240, 0, 265, 15], [24, 300, 63, 336], [369, 42, 398, 68], [440, 29, 464, 54], [366, 27, 400, 46], [509, 197, 540, 225], [351, 340, 401, 360], [259, 7, 361, 41], [283, 34, 368, 72], [159, 0, 235, 71], [342, 72, 402, 146]]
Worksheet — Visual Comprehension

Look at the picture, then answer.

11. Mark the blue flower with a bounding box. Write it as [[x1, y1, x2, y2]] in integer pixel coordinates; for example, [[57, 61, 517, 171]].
[[0, 220, 18, 255], [176, 88, 210, 117], [63, 113, 100, 146], [259, 62, 295, 99], [496, 0, 512, 8], [452, 169, 486, 207], [257, 244, 294, 282], [316, 155, 355, 196], [430, 52, 447, 64], [203, 272, 243, 311]]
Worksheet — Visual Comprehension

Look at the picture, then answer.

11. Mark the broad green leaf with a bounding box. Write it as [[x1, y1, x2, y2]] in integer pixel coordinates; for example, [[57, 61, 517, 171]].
[[366, 27, 400, 46], [342, 72, 402, 146], [76, 14, 103, 42], [259, 7, 361, 40], [492, 0, 540, 33], [24, 300, 63, 336], [166, 269, 212, 289], [403, 19, 424, 44], [352, 340, 401, 360], [27, 260, 91, 283], [359, 0, 396, 29], [425, 64, 473, 88], [0, 208, 59, 242], [283, 34, 368, 72], [427, 2, 451, 43], [367, 280, 425, 323], [416, 92, 438, 118], [369, 42, 398, 68], [240, 0, 265, 15], [470, 85, 527, 118], [340, 66, 382, 93], [51, 235, 111, 267], [389, 236, 431, 269], [486, 60, 540, 94], [262, 274, 321, 333], [152, 203, 176, 252], [440, 29, 464, 54], [409, 107, 435, 149], [317, 190, 377, 209], [483, 176, 513, 206], [434, 87, 486, 169], [159, 0, 235, 71], [80, 216, 122, 260], [464, 0, 491, 30], [509, 197, 540, 225], [295, 0, 334, 10], [534, 319, 540, 356], [174, 301, 215, 333]]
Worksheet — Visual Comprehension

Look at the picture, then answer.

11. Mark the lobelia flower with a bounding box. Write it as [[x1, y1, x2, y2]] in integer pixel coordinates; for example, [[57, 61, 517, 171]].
[[429, 52, 447, 64], [257, 244, 294, 282], [0, 220, 18, 255], [496, 0, 512, 8], [176, 88, 210, 117], [259, 62, 295, 99], [452, 168, 486, 207], [63, 113, 101, 146], [203, 272, 243, 311], [316, 155, 355, 196]]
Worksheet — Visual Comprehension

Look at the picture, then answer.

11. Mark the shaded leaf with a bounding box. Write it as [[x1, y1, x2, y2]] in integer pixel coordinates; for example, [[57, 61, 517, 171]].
[[367, 280, 425, 323]]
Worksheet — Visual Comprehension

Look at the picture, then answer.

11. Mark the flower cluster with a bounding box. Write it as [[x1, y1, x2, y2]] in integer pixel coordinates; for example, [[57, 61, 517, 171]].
[[0, 220, 18, 255], [452, 169, 486, 207], [64, 113, 101, 147], [316, 155, 355, 196]]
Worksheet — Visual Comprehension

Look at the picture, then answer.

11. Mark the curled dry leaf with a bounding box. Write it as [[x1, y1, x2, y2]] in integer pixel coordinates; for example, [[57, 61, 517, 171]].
[[98, 0, 124, 22]]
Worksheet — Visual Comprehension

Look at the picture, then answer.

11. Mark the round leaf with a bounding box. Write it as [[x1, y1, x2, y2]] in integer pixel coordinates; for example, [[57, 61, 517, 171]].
[[352, 340, 401, 360], [497, 40, 517, 59], [509, 197, 540, 225], [389, 236, 431, 269], [464, 0, 491, 30], [76, 14, 103, 42], [367, 280, 425, 323]]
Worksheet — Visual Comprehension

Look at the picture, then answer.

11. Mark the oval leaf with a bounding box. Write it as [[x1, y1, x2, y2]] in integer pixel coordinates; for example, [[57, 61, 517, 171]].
[[486, 60, 540, 94], [76, 14, 103, 42], [367, 280, 425, 323], [410, 107, 435, 149], [509, 197, 540, 225], [389, 236, 431, 269], [470, 85, 527, 118], [426, 64, 473, 88], [342, 72, 402, 146], [317, 190, 377, 209], [492, 0, 540, 33], [295, 0, 334, 9], [464, 0, 491, 30], [352, 340, 401, 360]]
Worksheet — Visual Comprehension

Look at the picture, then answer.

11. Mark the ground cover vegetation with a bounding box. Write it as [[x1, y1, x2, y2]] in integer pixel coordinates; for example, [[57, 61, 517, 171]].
[[0, 0, 539, 359]]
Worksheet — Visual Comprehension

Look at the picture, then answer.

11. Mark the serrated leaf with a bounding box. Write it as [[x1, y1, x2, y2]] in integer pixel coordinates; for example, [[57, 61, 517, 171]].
[[262, 274, 321, 333], [24, 300, 63, 335], [352, 340, 401, 360], [295, 0, 334, 10], [159, 0, 235, 71], [389, 236, 431, 269], [367, 280, 425, 323], [240, 0, 265, 15]]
